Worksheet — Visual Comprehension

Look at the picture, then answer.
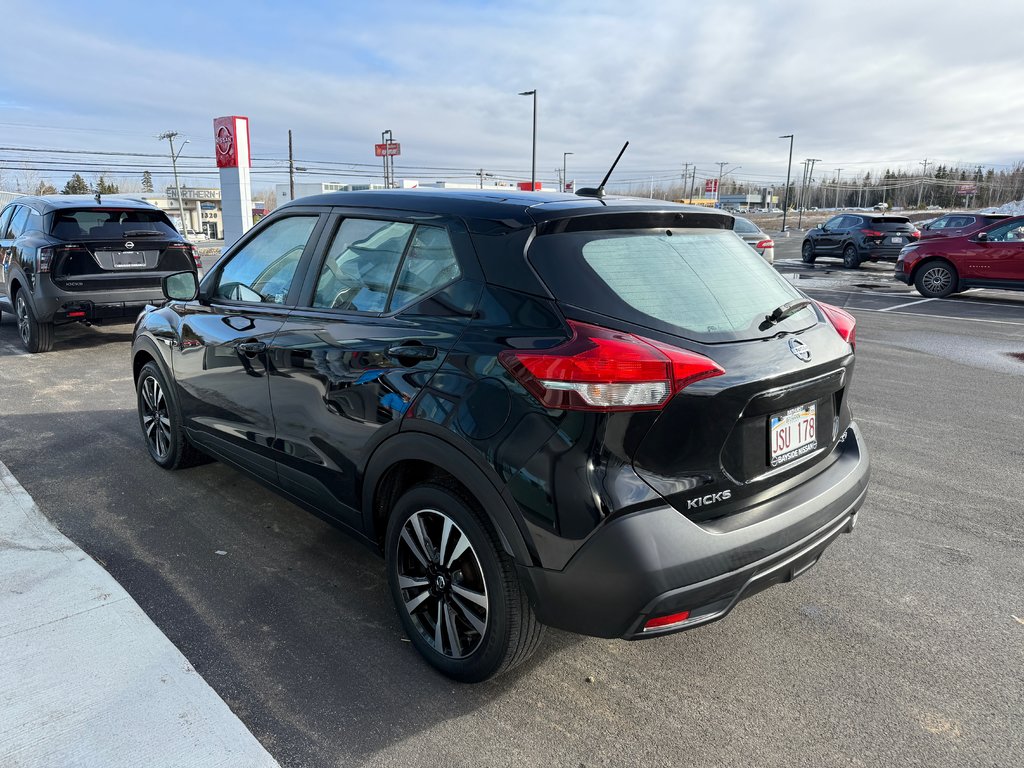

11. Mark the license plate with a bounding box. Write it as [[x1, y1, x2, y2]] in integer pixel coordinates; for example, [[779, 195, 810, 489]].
[[769, 402, 817, 467], [890, 236, 904, 244], [111, 251, 146, 268]]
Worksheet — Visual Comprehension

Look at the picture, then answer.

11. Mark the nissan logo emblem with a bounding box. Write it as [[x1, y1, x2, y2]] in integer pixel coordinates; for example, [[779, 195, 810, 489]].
[[124, 241, 134, 249], [216, 125, 233, 157], [789, 338, 812, 362]]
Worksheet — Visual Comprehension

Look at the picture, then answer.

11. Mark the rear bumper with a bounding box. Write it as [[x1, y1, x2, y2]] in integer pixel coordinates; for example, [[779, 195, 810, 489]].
[[29, 278, 165, 323], [519, 422, 870, 639]]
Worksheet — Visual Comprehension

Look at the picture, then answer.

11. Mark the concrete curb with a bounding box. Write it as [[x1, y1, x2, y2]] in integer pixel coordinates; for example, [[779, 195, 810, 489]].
[[0, 459, 280, 768]]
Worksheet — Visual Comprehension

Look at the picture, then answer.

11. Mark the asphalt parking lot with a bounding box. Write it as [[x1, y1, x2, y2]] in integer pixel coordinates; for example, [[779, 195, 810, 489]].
[[2, 243, 1023, 767]]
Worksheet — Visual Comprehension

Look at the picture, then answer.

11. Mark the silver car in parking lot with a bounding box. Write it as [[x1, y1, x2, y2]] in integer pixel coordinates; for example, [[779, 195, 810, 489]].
[[732, 216, 775, 263]]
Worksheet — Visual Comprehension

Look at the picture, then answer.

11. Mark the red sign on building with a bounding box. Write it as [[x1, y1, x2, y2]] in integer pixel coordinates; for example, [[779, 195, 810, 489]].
[[518, 182, 543, 191], [374, 142, 401, 157]]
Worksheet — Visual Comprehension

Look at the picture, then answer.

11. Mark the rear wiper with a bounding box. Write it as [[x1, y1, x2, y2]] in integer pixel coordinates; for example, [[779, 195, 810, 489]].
[[122, 230, 162, 237], [761, 298, 812, 329]]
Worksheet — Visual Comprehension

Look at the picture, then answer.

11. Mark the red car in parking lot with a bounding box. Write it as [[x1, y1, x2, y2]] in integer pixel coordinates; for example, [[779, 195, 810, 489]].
[[895, 214, 1024, 297]]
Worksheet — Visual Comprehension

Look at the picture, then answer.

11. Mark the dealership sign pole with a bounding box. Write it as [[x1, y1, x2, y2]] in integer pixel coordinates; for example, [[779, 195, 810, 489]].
[[214, 116, 253, 247]]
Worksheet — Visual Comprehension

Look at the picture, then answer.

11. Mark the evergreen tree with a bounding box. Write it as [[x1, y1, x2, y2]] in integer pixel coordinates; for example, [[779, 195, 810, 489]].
[[33, 181, 58, 195], [61, 173, 90, 194], [95, 175, 119, 194], [141, 170, 154, 193]]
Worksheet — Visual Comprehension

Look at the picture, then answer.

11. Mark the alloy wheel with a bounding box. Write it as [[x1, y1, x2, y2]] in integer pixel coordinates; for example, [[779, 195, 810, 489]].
[[395, 508, 489, 659], [16, 296, 30, 345], [921, 266, 952, 295], [140, 375, 172, 460]]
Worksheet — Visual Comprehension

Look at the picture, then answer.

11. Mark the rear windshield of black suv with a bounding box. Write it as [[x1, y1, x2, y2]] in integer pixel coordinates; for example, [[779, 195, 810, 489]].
[[51, 208, 178, 240], [529, 228, 816, 344]]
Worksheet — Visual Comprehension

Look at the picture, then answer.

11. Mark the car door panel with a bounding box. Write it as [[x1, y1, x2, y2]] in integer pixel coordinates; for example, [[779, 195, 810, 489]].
[[170, 211, 327, 481], [265, 214, 481, 527], [267, 292, 477, 527]]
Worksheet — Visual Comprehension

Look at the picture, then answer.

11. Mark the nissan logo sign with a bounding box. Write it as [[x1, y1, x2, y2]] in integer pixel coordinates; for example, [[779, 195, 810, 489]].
[[216, 125, 233, 157], [789, 338, 812, 362]]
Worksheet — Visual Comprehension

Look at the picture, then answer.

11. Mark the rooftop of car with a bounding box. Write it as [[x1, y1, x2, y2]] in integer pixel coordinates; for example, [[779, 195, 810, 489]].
[[281, 189, 732, 228], [10, 195, 163, 213]]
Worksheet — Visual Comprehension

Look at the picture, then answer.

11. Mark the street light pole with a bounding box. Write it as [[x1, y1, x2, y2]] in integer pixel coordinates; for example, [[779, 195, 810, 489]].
[[779, 134, 794, 231], [562, 151, 573, 193], [519, 90, 537, 188], [288, 129, 295, 201], [158, 131, 189, 234], [834, 167, 844, 209]]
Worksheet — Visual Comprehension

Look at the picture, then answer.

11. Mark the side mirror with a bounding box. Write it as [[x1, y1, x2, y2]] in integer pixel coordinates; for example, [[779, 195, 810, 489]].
[[976, 231, 989, 242], [162, 271, 199, 301]]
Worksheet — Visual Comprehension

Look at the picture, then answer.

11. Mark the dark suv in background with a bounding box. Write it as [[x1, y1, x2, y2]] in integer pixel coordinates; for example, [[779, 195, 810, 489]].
[[918, 212, 1010, 240], [133, 190, 870, 681], [0, 195, 199, 352], [802, 213, 919, 268]]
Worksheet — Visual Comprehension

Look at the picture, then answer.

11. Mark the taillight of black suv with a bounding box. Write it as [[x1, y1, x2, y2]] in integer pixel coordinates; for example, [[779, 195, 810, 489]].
[[132, 191, 870, 681]]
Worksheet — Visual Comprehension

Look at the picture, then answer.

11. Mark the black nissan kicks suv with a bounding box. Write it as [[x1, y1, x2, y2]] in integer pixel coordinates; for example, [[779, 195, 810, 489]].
[[132, 190, 870, 682], [0, 195, 199, 352]]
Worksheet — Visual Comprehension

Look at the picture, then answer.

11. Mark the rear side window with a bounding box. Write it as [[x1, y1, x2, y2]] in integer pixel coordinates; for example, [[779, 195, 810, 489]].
[[51, 208, 178, 240], [313, 219, 414, 312], [530, 229, 815, 343], [732, 217, 759, 234]]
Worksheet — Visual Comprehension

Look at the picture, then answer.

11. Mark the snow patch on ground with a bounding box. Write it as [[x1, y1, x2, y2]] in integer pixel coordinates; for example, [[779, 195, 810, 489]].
[[978, 199, 1024, 215]]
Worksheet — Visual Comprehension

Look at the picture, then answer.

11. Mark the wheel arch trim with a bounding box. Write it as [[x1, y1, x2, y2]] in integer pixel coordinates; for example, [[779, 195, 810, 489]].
[[361, 430, 537, 566]]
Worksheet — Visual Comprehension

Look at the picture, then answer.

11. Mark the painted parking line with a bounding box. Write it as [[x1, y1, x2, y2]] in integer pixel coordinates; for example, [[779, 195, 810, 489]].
[[878, 298, 936, 312]]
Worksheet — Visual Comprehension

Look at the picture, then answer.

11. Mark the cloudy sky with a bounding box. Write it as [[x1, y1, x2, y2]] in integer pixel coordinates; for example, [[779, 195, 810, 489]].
[[2, 0, 1022, 193]]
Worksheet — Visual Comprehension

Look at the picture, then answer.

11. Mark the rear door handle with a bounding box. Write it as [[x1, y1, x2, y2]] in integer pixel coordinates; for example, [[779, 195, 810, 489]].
[[387, 344, 437, 361], [236, 341, 267, 355]]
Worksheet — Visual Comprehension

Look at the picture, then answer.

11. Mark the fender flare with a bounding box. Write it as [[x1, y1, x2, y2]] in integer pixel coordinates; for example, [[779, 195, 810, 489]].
[[131, 334, 173, 384], [361, 429, 537, 566]]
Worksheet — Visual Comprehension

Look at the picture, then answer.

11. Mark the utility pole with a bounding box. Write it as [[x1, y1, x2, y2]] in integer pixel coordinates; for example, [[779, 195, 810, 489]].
[[807, 158, 821, 209], [779, 135, 794, 231], [797, 160, 809, 229], [288, 129, 295, 202], [689, 165, 697, 204], [716, 161, 728, 206], [158, 131, 189, 234], [476, 169, 493, 188], [834, 168, 843, 209], [681, 162, 691, 201], [916, 158, 931, 208], [563, 151, 573, 193]]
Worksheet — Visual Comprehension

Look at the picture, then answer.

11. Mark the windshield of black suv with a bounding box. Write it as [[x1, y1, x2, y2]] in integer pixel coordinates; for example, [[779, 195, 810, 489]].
[[50, 208, 178, 240], [529, 228, 815, 343]]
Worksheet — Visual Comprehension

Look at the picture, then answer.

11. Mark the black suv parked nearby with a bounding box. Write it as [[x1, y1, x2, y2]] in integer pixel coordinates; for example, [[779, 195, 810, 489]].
[[0, 195, 199, 352], [132, 190, 870, 681], [802, 213, 919, 268]]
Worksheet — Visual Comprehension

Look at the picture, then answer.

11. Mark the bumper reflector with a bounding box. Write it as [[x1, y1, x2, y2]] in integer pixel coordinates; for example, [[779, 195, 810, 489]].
[[643, 611, 691, 631]]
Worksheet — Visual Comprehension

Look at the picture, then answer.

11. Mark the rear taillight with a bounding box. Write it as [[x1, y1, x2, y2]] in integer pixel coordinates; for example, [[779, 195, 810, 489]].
[[860, 229, 884, 237], [37, 246, 54, 273], [756, 239, 774, 249], [37, 244, 83, 273], [910, 230, 921, 239], [817, 302, 856, 349], [167, 243, 201, 269], [498, 320, 725, 411]]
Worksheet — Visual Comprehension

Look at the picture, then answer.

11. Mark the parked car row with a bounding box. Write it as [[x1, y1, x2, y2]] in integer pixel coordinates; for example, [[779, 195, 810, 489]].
[[795, 208, 1024, 299], [2, 191, 870, 682]]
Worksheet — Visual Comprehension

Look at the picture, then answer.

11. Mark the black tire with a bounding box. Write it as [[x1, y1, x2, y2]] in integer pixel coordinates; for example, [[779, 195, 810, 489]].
[[801, 240, 815, 263], [842, 244, 861, 269], [385, 483, 544, 683], [14, 290, 54, 353], [136, 361, 204, 469], [914, 260, 957, 299]]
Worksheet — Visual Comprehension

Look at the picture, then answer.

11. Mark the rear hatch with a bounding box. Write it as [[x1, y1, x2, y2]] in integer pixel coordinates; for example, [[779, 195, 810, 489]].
[[862, 215, 917, 250], [47, 207, 196, 291], [526, 218, 856, 521]]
